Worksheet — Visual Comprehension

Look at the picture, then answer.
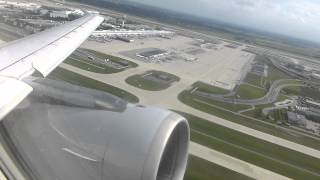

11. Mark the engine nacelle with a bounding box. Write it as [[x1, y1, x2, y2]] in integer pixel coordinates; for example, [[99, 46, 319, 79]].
[[4, 78, 190, 180]]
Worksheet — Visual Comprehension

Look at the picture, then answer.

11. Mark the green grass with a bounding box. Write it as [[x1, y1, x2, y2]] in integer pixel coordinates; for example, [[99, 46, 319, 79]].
[[190, 82, 250, 112], [85, 49, 138, 68], [267, 66, 292, 82], [49, 67, 139, 103], [126, 75, 170, 91], [192, 81, 230, 95], [241, 95, 289, 120], [241, 108, 263, 119], [276, 95, 290, 102], [255, 55, 293, 83], [278, 79, 303, 86], [178, 90, 320, 150], [244, 73, 264, 88], [184, 156, 253, 180], [250, 55, 293, 84], [176, 112, 320, 180], [0, 29, 19, 42], [64, 50, 138, 74], [192, 93, 251, 112], [236, 84, 266, 100], [0, 32, 14, 42], [126, 71, 180, 91], [65, 56, 122, 74], [191, 132, 320, 180], [283, 86, 320, 100]]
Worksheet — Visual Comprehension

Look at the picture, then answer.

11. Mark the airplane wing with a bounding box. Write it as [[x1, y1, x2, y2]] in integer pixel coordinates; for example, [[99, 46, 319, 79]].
[[0, 14, 189, 180], [0, 14, 104, 120]]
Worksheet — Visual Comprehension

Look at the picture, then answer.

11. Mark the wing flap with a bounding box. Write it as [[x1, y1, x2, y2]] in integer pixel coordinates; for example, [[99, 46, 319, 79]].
[[0, 76, 33, 120]]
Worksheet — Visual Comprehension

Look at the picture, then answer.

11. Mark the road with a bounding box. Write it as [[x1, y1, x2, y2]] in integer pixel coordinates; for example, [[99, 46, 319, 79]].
[[60, 63, 320, 160], [194, 79, 305, 105]]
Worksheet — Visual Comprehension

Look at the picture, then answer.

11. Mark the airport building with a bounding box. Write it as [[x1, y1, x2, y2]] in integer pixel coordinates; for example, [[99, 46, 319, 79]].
[[287, 112, 307, 127], [49, 11, 72, 18]]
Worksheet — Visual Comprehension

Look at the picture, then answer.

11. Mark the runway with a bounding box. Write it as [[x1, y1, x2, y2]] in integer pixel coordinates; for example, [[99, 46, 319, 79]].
[[82, 36, 253, 91], [190, 142, 291, 180], [60, 63, 320, 160]]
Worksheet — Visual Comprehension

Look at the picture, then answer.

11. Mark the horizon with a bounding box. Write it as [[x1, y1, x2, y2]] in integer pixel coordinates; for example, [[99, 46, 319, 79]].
[[124, 0, 320, 44]]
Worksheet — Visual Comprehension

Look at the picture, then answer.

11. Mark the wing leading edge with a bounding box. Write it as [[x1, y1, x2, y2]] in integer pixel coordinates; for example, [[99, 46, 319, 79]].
[[0, 14, 104, 79], [0, 14, 104, 120]]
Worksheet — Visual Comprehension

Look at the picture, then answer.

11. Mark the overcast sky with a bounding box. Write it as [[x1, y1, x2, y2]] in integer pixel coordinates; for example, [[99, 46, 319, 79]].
[[127, 0, 320, 43]]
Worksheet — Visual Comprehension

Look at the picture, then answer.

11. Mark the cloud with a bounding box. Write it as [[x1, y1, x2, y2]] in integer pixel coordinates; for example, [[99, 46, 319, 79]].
[[234, 0, 257, 7], [129, 0, 320, 42]]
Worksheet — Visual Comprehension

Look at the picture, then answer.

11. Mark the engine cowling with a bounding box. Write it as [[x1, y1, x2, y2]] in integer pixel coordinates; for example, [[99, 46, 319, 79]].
[[4, 78, 190, 180]]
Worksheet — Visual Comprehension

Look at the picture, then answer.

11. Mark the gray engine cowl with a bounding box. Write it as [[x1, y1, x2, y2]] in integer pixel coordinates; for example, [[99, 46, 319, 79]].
[[6, 78, 190, 180], [18, 103, 190, 180], [100, 105, 190, 180]]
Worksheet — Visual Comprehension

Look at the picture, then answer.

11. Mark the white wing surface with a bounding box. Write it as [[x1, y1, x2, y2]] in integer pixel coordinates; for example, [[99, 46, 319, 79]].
[[0, 14, 104, 120], [0, 14, 104, 79]]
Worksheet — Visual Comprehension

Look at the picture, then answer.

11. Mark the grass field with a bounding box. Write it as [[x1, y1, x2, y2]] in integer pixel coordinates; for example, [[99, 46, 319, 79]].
[[65, 56, 122, 74], [0, 29, 19, 42], [236, 84, 266, 100], [177, 112, 320, 180], [189, 82, 251, 112], [241, 95, 289, 120], [85, 49, 138, 68], [244, 73, 264, 88], [65, 50, 138, 74], [256, 55, 293, 82], [49, 67, 139, 103], [0, 32, 14, 42], [192, 81, 230, 95], [283, 86, 320, 100], [184, 156, 253, 180], [178, 90, 320, 150], [191, 92, 251, 112], [126, 71, 180, 91], [126, 75, 170, 91]]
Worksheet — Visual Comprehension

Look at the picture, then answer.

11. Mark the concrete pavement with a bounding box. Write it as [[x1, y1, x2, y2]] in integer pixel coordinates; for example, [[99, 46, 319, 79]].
[[60, 63, 320, 160], [194, 79, 305, 105], [190, 142, 291, 180]]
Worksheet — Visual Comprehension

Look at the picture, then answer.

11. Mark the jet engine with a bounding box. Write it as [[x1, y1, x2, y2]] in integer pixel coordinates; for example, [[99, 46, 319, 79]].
[[3, 78, 190, 180]]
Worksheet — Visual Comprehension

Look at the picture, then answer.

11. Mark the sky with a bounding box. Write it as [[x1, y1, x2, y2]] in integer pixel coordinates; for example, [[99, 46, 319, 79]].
[[127, 0, 320, 43]]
